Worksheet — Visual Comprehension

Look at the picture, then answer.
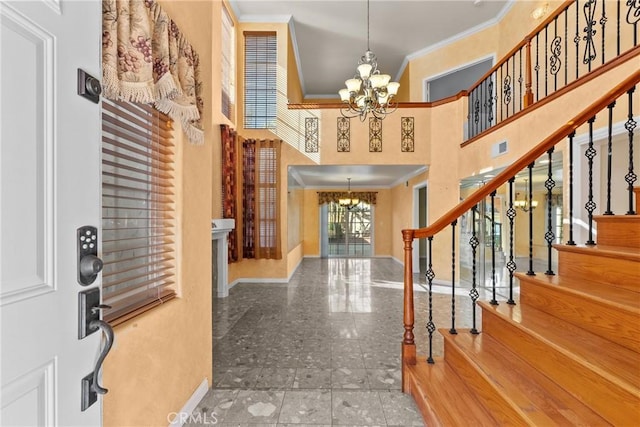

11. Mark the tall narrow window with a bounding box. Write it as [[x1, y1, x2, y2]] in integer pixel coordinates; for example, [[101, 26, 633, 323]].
[[221, 5, 235, 120], [244, 32, 277, 129], [101, 99, 177, 325], [242, 139, 281, 259]]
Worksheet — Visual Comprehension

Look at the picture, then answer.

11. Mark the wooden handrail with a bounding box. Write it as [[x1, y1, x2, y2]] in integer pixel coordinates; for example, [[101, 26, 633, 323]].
[[405, 68, 640, 241]]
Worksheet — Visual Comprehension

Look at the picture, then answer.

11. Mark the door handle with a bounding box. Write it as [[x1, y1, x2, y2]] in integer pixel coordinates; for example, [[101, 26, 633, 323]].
[[89, 319, 114, 394]]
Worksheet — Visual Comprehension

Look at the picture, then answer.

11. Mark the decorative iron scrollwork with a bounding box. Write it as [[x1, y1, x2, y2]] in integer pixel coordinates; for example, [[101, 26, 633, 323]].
[[503, 75, 512, 105], [474, 99, 480, 124], [305, 117, 318, 153], [369, 117, 382, 152], [549, 36, 562, 75], [401, 117, 414, 152], [485, 79, 494, 125], [627, 0, 640, 25], [583, 0, 598, 65], [337, 117, 350, 152]]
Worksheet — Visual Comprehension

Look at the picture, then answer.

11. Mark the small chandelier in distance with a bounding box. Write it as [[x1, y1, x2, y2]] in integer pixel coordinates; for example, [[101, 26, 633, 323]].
[[514, 179, 538, 212], [338, 0, 400, 121], [339, 178, 360, 209]]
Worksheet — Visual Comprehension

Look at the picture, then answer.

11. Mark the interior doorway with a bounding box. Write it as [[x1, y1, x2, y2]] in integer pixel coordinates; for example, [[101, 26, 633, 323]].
[[412, 182, 428, 273]]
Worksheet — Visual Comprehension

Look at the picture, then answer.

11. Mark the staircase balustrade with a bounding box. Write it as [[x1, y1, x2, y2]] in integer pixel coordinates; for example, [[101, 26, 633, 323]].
[[467, 0, 640, 140], [402, 71, 639, 379]]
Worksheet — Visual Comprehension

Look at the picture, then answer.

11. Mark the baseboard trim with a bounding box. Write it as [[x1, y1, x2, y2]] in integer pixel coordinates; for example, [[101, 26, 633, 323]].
[[168, 378, 209, 427]]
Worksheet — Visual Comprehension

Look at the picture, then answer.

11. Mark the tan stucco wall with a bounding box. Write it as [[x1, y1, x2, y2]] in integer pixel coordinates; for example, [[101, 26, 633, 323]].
[[103, 1, 217, 426]]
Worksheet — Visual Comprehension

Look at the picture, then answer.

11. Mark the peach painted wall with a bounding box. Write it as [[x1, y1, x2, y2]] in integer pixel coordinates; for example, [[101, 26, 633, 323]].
[[303, 189, 321, 256], [390, 171, 429, 263], [318, 107, 430, 165], [103, 1, 216, 426]]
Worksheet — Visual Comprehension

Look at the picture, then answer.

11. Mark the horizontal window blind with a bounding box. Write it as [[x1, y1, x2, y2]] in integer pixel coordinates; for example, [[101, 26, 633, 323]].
[[244, 32, 277, 129], [221, 5, 235, 120], [101, 99, 177, 325]]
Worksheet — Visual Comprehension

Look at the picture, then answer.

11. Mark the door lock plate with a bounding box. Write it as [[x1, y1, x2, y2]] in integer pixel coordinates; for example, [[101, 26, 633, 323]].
[[81, 372, 98, 411], [78, 288, 100, 339]]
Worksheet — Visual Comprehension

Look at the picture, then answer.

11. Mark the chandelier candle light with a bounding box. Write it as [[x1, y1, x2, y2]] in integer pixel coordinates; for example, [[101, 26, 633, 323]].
[[338, 0, 400, 121], [339, 178, 360, 208]]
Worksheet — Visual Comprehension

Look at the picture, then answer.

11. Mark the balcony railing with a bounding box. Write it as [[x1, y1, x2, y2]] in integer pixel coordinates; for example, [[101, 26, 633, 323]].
[[467, 0, 639, 140]]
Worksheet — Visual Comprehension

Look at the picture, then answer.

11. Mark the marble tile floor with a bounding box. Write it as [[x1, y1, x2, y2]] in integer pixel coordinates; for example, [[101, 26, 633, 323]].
[[189, 258, 520, 426]]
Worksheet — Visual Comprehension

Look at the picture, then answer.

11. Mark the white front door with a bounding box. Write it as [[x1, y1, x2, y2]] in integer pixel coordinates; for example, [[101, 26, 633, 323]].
[[0, 1, 102, 425]]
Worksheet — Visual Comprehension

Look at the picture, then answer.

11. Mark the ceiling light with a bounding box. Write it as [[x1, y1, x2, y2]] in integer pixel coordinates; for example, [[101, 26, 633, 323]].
[[339, 0, 400, 121], [514, 179, 538, 212], [338, 178, 360, 210], [531, 3, 549, 20]]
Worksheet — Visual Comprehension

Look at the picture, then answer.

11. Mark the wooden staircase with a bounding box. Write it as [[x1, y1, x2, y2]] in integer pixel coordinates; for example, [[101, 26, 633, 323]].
[[404, 208, 640, 425]]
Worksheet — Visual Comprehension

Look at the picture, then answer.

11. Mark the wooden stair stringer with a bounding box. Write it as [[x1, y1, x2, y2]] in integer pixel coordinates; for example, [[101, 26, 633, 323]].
[[442, 330, 610, 426], [516, 272, 640, 353], [479, 301, 640, 425]]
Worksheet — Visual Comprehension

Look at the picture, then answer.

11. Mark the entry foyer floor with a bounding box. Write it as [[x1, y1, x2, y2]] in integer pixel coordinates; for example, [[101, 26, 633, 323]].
[[189, 257, 490, 426]]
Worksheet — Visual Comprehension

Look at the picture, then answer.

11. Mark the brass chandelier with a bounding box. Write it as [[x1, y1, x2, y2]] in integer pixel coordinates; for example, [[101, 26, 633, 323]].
[[338, 0, 400, 121]]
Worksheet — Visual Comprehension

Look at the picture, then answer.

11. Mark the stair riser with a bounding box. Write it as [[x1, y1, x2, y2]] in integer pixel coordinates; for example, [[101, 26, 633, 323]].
[[557, 250, 639, 292], [519, 279, 640, 353], [443, 339, 529, 426], [482, 306, 639, 425], [594, 218, 640, 249], [404, 366, 444, 427]]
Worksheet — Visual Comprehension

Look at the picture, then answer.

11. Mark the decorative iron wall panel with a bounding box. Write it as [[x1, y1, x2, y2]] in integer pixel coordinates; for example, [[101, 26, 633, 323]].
[[337, 117, 350, 152], [369, 117, 382, 152], [305, 117, 318, 153], [401, 117, 414, 152]]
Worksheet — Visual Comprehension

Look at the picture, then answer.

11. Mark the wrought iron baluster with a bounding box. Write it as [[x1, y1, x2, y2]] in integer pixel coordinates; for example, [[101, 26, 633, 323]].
[[545, 148, 556, 275], [585, 116, 597, 245], [575, 0, 580, 80], [512, 55, 516, 117], [545, 24, 549, 97], [470, 205, 480, 334], [625, 86, 637, 215], [567, 131, 577, 245], [583, 0, 597, 72], [629, 0, 639, 46], [617, 0, 621, 55], [535, 33, 540, 101], [565, 7, 569, 86], [490, 191, 498, 305], [527, 162, 536, 275], [426, 236, 435, 364], [605, 101, 616, 215], [600, 0, 606, 64], [550, 17, 560, 92], [519, 47, 524, 111], [506, 178, 517, 305], [450, 220, 458, 335]]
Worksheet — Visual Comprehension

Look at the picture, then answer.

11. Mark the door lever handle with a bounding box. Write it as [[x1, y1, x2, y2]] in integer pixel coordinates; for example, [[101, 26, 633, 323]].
[[89, 319, 114, 394]]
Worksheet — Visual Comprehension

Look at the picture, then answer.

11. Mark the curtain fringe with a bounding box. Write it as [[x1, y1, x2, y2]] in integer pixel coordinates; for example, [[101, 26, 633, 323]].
[[102, 66, 155, 104]]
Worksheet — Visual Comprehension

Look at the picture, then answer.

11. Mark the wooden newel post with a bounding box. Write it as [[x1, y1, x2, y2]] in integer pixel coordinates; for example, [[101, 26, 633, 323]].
[[524, 37, 534, 107], [402, 230, 416, 367]]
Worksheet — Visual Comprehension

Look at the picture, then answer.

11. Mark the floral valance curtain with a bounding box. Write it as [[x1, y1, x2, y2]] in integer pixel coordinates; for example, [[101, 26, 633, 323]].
[[102, 0, 203, 144], [317, 192, 378, 205]]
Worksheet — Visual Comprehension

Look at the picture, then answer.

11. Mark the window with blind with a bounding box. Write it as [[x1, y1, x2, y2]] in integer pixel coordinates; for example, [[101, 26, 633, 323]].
[[242, 139, 281, 259], [244, 32, 277, 129], [101, 99, 177, 325], [221, 5, 235, 120]]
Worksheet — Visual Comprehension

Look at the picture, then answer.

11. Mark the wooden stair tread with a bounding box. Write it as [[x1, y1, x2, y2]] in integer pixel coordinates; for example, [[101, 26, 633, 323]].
[[594, 214, 640, 223], [514, 272, 640, 309], [553, 243, 640, 262], [443, 330, 610, 426], [478, 300, 640, 392], [405, 356, 498, 426]]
